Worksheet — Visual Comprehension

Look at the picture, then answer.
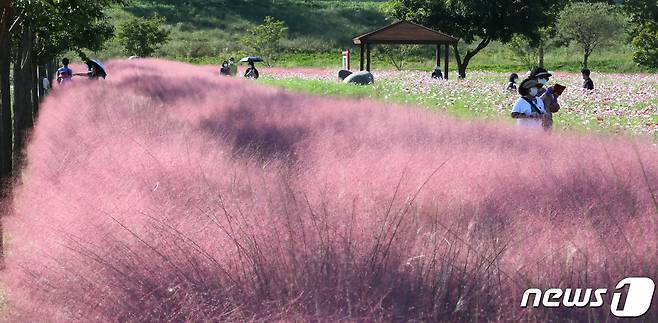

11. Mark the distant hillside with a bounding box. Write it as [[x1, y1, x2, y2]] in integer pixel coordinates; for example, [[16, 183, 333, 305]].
[[97, 0, 389, 60], [87, 0, 646, 73]]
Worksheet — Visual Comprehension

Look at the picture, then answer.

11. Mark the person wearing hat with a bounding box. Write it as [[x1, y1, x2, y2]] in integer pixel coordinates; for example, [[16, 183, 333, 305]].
[[530, 67, 560, 130], [511, 79, 546, 130]]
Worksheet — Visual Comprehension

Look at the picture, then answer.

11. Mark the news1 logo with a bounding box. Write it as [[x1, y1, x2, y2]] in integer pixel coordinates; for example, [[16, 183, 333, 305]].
[[521, 277, 655, 318]]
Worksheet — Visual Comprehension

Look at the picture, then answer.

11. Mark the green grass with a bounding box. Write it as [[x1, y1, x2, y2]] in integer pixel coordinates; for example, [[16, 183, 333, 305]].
[[259, 73, 658, 139], [259, 77, 493, 121], [92, 0, 389, 60]]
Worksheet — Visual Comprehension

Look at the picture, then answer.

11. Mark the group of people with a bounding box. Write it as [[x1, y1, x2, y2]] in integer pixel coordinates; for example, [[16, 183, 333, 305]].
[[220, 57, 260, 79], [56, 58, 106, 86], [508, 67, 596, 131], [220, 57, 239, 76]]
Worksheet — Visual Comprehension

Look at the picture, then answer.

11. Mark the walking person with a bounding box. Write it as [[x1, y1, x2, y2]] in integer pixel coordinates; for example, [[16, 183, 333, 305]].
[[56, 58, 73, 86], [582, 68, 594, 90], [73, 59, 107, 80], [511, 79, 546, 130]]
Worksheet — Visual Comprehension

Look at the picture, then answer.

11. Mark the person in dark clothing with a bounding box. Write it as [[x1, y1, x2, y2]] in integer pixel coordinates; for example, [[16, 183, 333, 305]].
[[431, 65, 443, 79], [244, 61, 259, 79], [73, 60, 106, 80], [506, 73, 519, 91], [582, 68, 594, 90], [220, 60, 231, 76]]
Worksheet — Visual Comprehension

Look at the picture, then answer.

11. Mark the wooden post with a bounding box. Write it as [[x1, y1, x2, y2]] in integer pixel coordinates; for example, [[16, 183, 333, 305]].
[[444, 44, 450, 80], [359, 43, 364, 71], [436, 44, 441, 67], [366, 43, 371, 72]]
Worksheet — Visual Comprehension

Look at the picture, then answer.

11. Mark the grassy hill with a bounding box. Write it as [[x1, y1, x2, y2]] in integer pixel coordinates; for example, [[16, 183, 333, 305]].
[[88, 0, 652, 73], [98, 0, 389, 59]]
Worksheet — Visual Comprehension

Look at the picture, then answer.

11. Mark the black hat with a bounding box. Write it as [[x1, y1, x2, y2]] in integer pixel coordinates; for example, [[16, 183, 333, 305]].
[[530, 67, 552, 79], [518, 78, 539, 95]]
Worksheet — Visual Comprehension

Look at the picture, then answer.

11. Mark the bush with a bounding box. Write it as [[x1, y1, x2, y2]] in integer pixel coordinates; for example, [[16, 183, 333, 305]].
[[117, 15, 170, 57], [632, 22, 658, 68], [4, 59, 658, 322], [241, 16, 288, 66]]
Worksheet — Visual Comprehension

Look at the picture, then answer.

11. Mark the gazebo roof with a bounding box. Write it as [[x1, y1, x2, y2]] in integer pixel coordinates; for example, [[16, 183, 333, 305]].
[[353, 21, 459, 45]]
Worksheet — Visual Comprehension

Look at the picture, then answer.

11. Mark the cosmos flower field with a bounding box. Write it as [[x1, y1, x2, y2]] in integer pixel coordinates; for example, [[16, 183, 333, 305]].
[[2, 59, 658, 322], [262, 69, 658, 139]]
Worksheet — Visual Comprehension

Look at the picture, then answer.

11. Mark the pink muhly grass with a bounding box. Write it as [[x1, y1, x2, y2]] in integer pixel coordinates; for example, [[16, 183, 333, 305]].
[[2, 58, 658, 322]]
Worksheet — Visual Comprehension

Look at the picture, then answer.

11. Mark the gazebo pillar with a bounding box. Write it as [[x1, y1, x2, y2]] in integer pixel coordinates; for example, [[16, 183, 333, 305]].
[[435, 44, 441, 68], [366, 43, 371, 72], [444, 44, 450, 80], [359, 43, 365, 71]]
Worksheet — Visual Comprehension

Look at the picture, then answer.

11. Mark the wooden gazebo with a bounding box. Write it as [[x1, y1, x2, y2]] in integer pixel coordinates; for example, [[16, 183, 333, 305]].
[[353, 21, 459, 79]]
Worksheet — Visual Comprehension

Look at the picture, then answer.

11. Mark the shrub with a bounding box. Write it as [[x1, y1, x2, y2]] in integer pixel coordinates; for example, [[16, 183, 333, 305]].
[[117, 15, 170, 57], [241, 16, 288, 66], [3, 59, 658, 322], [632, 22, 658, 68]]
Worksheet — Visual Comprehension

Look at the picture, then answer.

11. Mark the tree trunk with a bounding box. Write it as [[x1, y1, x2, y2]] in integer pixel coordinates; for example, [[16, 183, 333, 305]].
[[0, 0, 11, 268], [31, 62, 38, 121], [38, 64, 45, 100], [30, 60, 41, 123], [583, 50, 590, 69], [538, 43, 545, 68], [0, 2, 12, 184], [13, 22, 34, 167], [48, 57, 57, 85], [452, 38, 490, 79]]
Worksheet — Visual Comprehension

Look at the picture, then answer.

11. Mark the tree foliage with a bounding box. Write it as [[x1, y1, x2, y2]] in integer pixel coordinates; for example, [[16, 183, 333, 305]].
[[117, 15, 170, 57], [385, 0, 554, 78], [16, 0, 128, 61], [374, 45, 421, 70], [624, 0, 658, 68], [632, 21, 658, 68], [507, 34, 539, 70], [556, 2, 627, 69], [242, 16, 288, 66]]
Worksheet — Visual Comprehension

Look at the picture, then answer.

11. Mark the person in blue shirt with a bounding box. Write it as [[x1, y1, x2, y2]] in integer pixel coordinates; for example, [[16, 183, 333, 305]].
[[56, 58, 73, 85]]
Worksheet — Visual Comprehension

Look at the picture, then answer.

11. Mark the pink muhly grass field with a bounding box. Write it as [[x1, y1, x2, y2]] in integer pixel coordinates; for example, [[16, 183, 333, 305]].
[[3, 59, 658, 322]]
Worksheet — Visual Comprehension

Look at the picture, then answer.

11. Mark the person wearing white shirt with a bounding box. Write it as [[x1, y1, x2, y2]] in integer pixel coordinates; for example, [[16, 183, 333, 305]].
[[511, 79, 546, 130]]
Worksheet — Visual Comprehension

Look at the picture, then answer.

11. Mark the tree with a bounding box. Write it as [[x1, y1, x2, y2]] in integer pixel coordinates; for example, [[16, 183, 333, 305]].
[[385, 0, 552, 78], [117, 15, 170, 57], [507, 34, 538, 70], [0, 1, 12, 183], [623, 0, 658, 68], [632, 22, 658, 68], [374, 45, 420, 70], [7, 0, 128, 167], [242, 16, 288, 66], [556, 2, 627, 69]]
